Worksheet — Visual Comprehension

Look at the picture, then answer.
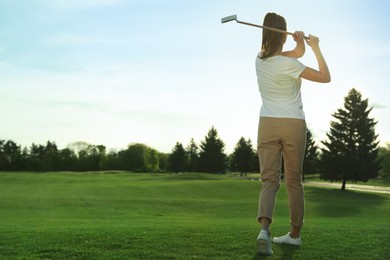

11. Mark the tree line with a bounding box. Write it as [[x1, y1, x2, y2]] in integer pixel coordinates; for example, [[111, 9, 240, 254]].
[[0, 127, 318, 176], [0, 125, 318, 176], [1, 88, 389, 189], [0, 140, 161, 173]]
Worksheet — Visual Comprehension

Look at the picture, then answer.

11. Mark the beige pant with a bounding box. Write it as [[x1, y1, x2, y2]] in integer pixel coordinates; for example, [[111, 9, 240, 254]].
[[257, 117, 306, 227]]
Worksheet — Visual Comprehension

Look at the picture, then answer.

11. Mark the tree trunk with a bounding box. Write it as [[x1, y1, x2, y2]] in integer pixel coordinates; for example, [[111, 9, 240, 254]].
[[341, 179, 347, 191]]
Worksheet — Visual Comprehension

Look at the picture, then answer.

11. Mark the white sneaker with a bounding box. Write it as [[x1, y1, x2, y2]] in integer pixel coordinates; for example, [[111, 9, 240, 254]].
[[257, 230, 273, 255], [272, 232, 302, 246]]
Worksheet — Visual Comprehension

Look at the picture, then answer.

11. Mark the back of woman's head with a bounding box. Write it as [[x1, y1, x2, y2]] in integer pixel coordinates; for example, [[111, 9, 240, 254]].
[[260, 13, 287, 59]]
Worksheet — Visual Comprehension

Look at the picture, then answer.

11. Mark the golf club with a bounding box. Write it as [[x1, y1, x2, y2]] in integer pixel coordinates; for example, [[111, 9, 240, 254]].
[[221, 14, 309, 40]]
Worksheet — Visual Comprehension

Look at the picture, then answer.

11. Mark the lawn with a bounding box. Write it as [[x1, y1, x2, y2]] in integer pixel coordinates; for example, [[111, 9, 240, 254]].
[[0, 172, 389, 259]]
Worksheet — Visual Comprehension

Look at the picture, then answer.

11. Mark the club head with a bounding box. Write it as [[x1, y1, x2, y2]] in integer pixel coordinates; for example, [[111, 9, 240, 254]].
[[221, 15, 237, 23]]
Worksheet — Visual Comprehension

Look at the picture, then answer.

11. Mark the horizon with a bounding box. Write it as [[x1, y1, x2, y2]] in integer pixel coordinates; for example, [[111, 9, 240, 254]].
[[1, 0, 389, 154]]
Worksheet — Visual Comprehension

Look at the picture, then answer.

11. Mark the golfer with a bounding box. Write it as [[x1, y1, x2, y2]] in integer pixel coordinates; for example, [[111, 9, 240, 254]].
[[255, 12, 330, 255]]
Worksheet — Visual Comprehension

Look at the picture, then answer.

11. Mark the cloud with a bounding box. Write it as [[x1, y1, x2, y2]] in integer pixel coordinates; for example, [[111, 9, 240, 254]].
[[370, 102, 387, 109]]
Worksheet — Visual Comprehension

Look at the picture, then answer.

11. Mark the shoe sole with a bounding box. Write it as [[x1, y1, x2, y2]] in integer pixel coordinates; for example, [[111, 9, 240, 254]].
[[257, 238, 272, 255]]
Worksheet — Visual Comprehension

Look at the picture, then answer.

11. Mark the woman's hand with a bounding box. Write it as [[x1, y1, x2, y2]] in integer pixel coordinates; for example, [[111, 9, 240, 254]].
[[305, 34, 320, 50], [282, 31, 306, 58], [300, 34, 330, 83], [293, 31, 305, 43]]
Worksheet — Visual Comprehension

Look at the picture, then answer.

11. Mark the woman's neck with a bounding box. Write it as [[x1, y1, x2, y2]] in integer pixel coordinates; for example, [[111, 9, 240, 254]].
[[273, 47, 283, 56]]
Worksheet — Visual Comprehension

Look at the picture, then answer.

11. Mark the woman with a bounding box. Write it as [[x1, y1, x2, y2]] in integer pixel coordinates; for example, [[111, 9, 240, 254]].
[[255, 12, 330, 255]]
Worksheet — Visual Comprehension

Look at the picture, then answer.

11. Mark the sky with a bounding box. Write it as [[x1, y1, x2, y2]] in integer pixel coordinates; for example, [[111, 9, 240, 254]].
[[1, 0, 389, 154]]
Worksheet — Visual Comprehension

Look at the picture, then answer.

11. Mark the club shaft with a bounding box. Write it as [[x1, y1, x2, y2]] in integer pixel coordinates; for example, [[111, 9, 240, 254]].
[[236, 20, 309, 40]]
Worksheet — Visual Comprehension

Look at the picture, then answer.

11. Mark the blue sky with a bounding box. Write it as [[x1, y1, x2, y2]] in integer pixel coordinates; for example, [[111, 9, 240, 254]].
[[1, 0, 389, 153]]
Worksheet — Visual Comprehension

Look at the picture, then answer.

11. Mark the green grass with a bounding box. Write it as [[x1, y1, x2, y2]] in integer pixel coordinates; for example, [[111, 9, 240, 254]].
[[0, 172, 389, 259], [246, 173, 390, 187]]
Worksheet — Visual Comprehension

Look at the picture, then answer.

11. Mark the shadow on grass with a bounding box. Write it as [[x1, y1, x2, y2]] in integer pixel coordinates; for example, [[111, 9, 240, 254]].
[[253, 244, 299, 259], [305, 186, 386, 217], [277, 244, 300, 259], [253, 253, 269, 259]]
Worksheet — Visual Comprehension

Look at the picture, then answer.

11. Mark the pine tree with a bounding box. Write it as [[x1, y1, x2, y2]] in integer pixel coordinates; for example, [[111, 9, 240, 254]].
[[168, 142, 188, 173], [303, 130, 319, 179], [42, 141, 60, 171], [320, 88, 380, 190], [198, 127, 227, 174], [186, 138, 199, 172], [230, 137, 256, 177]]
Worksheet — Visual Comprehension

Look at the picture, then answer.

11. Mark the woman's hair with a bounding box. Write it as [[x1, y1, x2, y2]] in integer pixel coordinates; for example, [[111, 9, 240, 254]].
[[260, 13, 287, 59]]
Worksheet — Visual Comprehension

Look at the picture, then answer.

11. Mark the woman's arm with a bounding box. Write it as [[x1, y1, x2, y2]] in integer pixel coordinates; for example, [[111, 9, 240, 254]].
[[282, 31, 305, 58], [300, 34, 331, 83]]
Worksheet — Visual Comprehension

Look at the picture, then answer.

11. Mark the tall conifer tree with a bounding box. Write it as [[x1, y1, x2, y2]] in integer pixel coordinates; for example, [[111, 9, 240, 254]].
[[186, 138, 199, 172], [303, 130, 319, 179], [198, 127, 227, 174], [168, 142, 188, 173], [230, 137, 256, 177], [320, 88, 379, 190]]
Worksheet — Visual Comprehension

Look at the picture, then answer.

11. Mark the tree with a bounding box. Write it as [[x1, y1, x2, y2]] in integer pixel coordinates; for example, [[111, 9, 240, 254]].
[[157, 153, 169, 172], [320, 88, 380, 190], [378, 143, 390, 183], [96, 145, 107, 170], [0, 139, 6, 170], [198, 127, 227, 174], [303, 130, 319, 179], [42, 141, 60, 171], [186, 138, 199, 172], [58, 148, 78, 171], [67, 142, 106, 171], [29, 143, 45, 171], [105, 150, 120, 170], [230, 137, 256, 177], [2, 140, 23, 170], [120, 143, 160, 172], [120, 143, 146, 172], [67, 142, 91, 158], [146, 147, 160, 172], [168, 142, 188, 173]]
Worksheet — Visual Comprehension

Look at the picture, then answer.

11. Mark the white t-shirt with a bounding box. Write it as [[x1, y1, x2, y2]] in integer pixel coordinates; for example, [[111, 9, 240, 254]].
[[255, 55, 306, 120]]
